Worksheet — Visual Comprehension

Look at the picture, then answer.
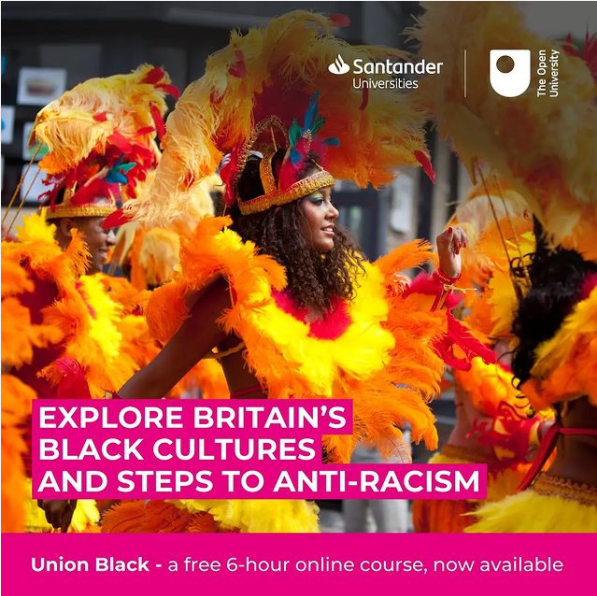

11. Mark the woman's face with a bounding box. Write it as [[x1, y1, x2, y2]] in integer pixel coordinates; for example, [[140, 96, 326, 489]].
[[299, 186, 339, 253]]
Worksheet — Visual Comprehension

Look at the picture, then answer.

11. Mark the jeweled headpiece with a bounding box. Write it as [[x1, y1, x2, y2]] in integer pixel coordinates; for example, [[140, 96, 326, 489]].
[[220, 95, 337, 215]]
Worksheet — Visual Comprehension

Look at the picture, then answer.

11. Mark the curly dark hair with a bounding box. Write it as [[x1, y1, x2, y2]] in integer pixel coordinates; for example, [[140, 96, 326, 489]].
[[511, 217, 597, 386], [227, 151, 364, 314]]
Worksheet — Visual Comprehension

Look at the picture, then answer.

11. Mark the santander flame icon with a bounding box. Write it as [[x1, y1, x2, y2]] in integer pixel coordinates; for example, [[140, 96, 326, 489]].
[[328, 55, 350, 75]]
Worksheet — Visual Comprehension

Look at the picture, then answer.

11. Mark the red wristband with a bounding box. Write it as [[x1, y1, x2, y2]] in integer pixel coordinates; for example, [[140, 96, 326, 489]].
[[435, 269, 461, 285]]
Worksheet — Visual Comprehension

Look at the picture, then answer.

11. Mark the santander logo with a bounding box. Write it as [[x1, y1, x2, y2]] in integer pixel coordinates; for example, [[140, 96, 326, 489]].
[[328, 55, 350, 75]]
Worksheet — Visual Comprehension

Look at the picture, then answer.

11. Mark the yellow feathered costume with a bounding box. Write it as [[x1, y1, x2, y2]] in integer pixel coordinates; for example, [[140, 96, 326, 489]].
[[103, 215, 448, 534], [1, 215, 117, 531], [146, 216, 445, 459], [3, 213, 139, 399]]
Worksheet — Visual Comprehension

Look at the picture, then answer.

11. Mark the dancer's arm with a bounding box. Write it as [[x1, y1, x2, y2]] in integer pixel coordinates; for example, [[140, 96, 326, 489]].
[[436, 226, 467, 279], [118, 277, 230, 399]]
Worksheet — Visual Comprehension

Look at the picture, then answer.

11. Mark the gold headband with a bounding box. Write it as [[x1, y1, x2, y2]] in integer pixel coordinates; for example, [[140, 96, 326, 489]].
[[45, 204, 117, 220], [239, 169, 334, 215], [44, 183, 117, 220]]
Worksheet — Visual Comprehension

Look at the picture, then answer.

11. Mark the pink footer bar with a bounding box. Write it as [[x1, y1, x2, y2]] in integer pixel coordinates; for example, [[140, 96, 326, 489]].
[[2, 533, 591, 594]]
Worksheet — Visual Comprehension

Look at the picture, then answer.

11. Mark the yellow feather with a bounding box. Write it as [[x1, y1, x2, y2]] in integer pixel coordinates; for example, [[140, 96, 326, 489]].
[[170, 499, 319, 533], [467, 486, 597, 533]]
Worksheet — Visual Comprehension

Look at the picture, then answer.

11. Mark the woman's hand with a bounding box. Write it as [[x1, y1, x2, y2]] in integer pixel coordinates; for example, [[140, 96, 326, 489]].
[[37, 499, 77, 533], [436, 226, 468, 279]]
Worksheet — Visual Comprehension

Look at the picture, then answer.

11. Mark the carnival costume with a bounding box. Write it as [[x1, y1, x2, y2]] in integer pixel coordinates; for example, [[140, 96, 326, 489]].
[[0, 65, 176, 532], [413, 2, 597, 532], [102, 11, 492, 534]]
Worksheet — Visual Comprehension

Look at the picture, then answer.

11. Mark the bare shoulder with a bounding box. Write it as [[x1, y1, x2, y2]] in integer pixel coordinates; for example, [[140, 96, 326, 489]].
[[184, 273, 231, 312]]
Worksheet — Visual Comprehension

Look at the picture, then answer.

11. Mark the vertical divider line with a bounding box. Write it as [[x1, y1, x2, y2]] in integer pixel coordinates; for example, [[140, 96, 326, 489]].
[[464, 49, 467, 98]]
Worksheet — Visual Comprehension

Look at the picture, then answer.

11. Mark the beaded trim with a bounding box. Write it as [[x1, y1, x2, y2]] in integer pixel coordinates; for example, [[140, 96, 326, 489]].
[[229, 116, 286, 202], [45, 205, 117, 219], [442, 444, 494, 465], [259, 150, 278, 195], [239, 170, 335, 215], [532, 473, 597, 506]]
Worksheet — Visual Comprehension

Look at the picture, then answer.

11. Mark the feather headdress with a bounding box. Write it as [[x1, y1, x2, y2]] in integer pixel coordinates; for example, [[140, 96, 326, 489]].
[[410, 2, 597, 262], [115, 11, 432, 226], [31, 64, 178, 219]]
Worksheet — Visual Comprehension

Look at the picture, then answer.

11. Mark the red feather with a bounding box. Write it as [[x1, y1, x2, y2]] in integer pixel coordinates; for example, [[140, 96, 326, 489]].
[[210, 89, 225, 106], [108, 131, 133, 153], [405, 271, 462, 310], [136, 126, 156, 136], [228, 49, 246, 78], [94, 111, 108, 122], [329, 13, 351, 27], [157, 83, 180, 99], [469, 402, 540, 471], [433, 312, 497, 371], [581, 272, 597, 299], [564, 31, 597, 83], [150, 104, 165, 140], [220, 146, 241, 206], [359, 86, 369, 110], [52, 357, 92, 399], [70, 178, 114, 206], [278, 136, 310, 190], [182, 171, 196, 191], [414, 150, 436, 183], [102, 208, 132, 230], [142, 66, 166, 85], [273, 291, 351, 339]]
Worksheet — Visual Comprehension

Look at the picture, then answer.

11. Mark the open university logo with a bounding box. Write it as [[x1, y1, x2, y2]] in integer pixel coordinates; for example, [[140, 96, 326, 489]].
[[328, 55, 350, 75], [489, 50, 531, 97]]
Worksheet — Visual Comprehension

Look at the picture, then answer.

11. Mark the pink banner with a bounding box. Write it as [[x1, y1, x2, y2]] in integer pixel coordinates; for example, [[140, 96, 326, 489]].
[[31, 400, 486, 500], [32, 462, 487, 500], [2, 533, 591, 594]]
